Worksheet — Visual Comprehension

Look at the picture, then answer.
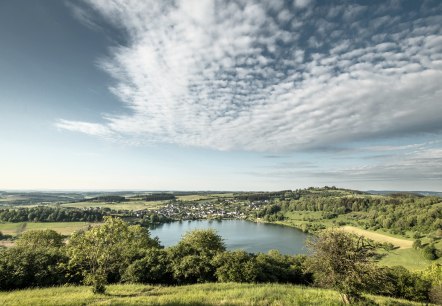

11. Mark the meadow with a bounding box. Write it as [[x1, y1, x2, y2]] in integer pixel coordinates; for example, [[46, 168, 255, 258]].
[[0, 283, 429, 306], [0, 221, 97, 236], [60, 200, 165, 211]]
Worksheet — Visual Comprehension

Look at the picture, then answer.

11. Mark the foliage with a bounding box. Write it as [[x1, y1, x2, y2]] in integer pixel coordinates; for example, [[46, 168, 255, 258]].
[[0, 245, 67, 290], [421, 263, 442, 305], [212, 250, 259, 282], [0, 206, 104, 222], [168, 229, 225, 283], [122, 248, 172, 284], [306, 229, 384, 303], [140, 193, 176, 201], [0, 231, 13, 240], [85, 195, 126, 203], [255, 250, 311, 284], [422, 244, 439, 260], [412, 239, 422, 249], [284, 193, 441, 235], [373, 266, 431, 302], [66, 217, 160, 293], [16, 229, 64, 248]]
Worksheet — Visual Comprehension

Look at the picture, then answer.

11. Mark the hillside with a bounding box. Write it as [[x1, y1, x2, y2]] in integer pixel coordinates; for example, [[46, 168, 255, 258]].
[[0, 283, 429, 306]]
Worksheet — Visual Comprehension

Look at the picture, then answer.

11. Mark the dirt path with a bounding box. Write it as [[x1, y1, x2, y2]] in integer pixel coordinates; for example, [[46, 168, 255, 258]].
[[340, 225, 413, 249]]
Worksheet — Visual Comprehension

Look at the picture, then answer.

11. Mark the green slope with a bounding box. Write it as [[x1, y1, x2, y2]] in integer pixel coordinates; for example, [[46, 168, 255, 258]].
[[0, 283, 429, 306]]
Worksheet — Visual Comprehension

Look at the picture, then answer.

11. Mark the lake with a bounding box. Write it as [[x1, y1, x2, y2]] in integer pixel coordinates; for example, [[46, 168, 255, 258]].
[[150, 220, 310, 255]]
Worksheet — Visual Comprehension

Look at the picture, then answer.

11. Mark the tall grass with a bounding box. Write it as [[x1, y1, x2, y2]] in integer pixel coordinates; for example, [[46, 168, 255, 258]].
[[0, 283, 428, 306]]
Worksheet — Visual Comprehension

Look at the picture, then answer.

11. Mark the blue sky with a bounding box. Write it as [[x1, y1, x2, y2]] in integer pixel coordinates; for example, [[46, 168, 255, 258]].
[[1, 0, 441, 191]]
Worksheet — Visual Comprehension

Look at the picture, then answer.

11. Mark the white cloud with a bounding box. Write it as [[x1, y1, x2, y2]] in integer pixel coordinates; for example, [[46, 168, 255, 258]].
[[60, 0, 442, 152], [56, 119, 114, 138], [293, 0, 312, 9]]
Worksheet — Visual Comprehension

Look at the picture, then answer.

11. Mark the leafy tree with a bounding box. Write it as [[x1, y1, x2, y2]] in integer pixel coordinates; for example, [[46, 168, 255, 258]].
[[16, 229, 64, 248], [66, 217, 160, 293], [0, 246, 67, 290], [306, 229, 384, 304], [421, 263, 442, 304], [168, 229, 225, 283], [122, 248, 172, 284], [412, 239, 422, 249], [374, 266, 431, 302], [255, 250, 310, 284], [212, 250, 259, 282], [422, 244, 438, 260]]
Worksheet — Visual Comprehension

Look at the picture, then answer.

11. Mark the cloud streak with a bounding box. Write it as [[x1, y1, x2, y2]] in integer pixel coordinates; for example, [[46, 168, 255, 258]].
[[58, 0, 442, 152]]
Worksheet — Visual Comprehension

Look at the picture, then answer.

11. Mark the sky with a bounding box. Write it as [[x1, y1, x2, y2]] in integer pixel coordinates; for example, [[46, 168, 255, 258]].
[[0, 0, 441, 191]]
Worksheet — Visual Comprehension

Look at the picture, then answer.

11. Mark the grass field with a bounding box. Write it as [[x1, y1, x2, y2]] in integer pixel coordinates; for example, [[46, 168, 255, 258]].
[[176, 195, 212, 201], [379, 247, 442, 271], [0, 283, 428, 306], [61, 200, 165, 211], [0, 222, 98, 236], [340, 225, 413, 249]]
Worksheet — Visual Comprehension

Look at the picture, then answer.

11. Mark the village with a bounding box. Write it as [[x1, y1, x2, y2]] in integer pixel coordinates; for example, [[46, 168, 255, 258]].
[[133, 198, 270, 222]]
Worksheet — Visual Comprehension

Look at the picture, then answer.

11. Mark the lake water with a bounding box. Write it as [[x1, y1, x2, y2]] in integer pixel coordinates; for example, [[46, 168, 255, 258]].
[[150, 220, 310, 255]]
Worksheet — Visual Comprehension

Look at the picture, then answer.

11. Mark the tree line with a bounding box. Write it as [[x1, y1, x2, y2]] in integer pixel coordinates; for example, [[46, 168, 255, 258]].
[[0, 207, 104, 223], [259, 194, 441, 235], [0, 217, 439, 304]]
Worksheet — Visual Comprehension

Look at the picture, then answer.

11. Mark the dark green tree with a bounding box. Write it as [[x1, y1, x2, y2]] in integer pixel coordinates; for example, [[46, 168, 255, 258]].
[[0, 243, 67, 289], [168, 229, 225, 283], [212, 250, 259, 282], [122, 248, 172, 284]]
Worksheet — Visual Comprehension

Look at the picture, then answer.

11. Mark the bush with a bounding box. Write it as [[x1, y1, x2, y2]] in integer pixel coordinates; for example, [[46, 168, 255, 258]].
[[212, 250, 259, 282], [168, 229, 225, 284], [0, 246, 67, 290], [422, 244, 438, 260], [255, 251, 310, 284], [376, 266, 431, 302], [412, 239, 422, 249], [122, 249, 172, 284]]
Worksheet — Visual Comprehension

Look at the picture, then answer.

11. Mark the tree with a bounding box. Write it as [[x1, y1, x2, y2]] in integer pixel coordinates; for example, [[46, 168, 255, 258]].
[[422, 244, 438, 260], [122, 248, 172, 284], [212, 250, 259, 282], [306, 229, 384, 304], [255, 250, 310, 284], [0, 245, 67, 290], [16, 229, 64, 248], [412, 239, 422, 249], [421, 263, 442, 304], [377, 266, 431, 302], [168, 229, 225, 283], [66, 217, 160, 293]]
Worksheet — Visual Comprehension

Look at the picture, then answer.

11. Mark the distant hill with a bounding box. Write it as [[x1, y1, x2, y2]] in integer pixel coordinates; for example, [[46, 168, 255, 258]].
[[367, 190, 442, 197]]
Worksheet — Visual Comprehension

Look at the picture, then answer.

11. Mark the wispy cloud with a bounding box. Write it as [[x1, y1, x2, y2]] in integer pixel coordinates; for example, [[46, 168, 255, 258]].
[[247, 143, 442, 187], [58, 0, 442, 152]]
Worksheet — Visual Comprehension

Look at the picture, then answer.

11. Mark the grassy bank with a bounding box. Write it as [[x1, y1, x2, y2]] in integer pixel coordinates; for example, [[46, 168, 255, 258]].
[[0, 283, 428, 306]]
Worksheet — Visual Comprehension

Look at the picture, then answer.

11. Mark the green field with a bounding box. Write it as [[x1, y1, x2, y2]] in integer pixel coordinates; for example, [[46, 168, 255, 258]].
[[0, 222, 98, 236], [60, 200, 165, 211], [0, 283, 428, 306], [379, 246, 442, 271]]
